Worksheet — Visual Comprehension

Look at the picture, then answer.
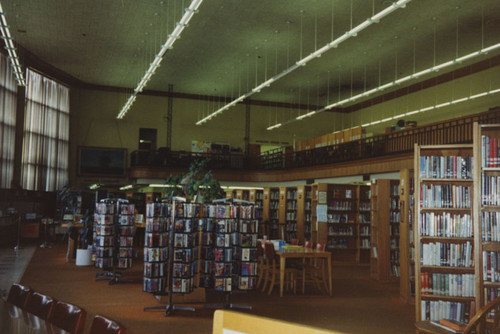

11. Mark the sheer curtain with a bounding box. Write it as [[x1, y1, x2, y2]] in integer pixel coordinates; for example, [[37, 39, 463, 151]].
[[21, 69, 69, 191], [0, 53, 18, 189]]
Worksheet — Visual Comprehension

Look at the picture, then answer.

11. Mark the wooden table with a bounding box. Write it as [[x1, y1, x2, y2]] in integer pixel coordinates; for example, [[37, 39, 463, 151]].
[[0, 298, 69, 334], [276, 248, 332, 297]]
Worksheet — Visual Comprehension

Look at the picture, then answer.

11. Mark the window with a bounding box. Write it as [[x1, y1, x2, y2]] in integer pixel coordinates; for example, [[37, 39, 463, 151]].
[[0, 53, 18, 189], [21, 69, 69, 191]]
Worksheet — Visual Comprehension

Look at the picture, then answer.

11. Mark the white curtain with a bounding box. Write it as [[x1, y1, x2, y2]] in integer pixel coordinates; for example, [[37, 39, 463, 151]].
[[21, 69, 69, 191], [0, 53, 18, 189]]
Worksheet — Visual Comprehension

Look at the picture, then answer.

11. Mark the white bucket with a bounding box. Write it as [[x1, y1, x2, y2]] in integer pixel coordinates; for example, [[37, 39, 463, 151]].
[[75, 249, 92, 266]]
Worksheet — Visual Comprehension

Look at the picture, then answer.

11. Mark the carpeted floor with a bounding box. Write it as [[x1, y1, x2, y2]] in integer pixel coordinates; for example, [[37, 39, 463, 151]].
[[19, 243, 415, 334]]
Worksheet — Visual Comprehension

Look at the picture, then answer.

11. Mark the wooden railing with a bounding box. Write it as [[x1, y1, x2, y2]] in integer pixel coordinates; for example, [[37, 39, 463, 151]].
[[130, 108, 500, 171]]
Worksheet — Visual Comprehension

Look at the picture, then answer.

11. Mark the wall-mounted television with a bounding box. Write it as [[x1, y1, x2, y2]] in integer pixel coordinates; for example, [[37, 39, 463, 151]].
[[78, 146, 127, 177]]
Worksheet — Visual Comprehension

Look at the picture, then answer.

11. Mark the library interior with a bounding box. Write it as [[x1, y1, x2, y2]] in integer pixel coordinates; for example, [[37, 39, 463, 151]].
[[1, 0, 500, 333]]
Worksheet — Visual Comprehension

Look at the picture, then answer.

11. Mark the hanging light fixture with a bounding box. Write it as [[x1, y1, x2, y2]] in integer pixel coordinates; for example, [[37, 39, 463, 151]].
[[0, 1, 26, 86], [117, 0, 204, 119], [196, 0, 411, 126]]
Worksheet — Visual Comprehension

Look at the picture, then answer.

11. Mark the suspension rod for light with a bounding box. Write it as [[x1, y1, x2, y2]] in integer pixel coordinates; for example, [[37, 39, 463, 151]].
[[196, 0, 411, 125], [117, 0, 204, 119]]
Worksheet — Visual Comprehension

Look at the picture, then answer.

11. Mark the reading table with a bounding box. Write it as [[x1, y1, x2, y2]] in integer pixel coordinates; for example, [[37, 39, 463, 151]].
[[276, 247, 332, 297]]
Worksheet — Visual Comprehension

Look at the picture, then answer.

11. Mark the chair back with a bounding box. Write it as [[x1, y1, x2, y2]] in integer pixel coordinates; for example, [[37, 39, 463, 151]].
[[90, 315, 126, 334], [7, 283, 32, 309], [48, 301, 87, 334], [315, 243, 326, 252], [463, 297, 500, 334], [24, 291, 56, 320], [264, 243, 276, 265], [304, 240, 313, 249], [256, 240, 263, 257], [290, 238, 299, 245]]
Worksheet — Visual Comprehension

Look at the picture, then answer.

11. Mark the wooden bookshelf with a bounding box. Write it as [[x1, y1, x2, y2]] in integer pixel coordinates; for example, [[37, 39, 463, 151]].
[[263, 187, 280, 240], [313, 183, 329, 245], [282, 187, 298, 242], [399, 168, 415, 304], [370, 179, 400, 280], [249, 189, 264, 238], [296, 185, 312, 244], [473, 122, 500, 329], [358, 185, 371, 264], [414, 143, 479, 324]]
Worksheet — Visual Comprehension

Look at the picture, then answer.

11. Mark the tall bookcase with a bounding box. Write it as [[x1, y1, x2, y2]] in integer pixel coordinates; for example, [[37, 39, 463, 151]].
[[358, 185, 371, 263], [414, 143, 478, 323], [399, 168, 415, 304], [249, 189, 264, 238], [283, 187, 298, 242], [263, 188, 280, 240], [473, 122, 500, 319], [297, 185, 312, 244]]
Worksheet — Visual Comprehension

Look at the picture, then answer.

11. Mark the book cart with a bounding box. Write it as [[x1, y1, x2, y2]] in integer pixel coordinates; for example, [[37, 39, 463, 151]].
[[143, 197, 199, 315], [473, 122, 500, 331], [94, 199, 136, 284], [204, 198, 258, 310], [414, 143, 478, 325]]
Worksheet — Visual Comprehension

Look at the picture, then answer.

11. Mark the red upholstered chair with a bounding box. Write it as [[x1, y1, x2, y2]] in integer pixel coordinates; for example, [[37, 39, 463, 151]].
[[256, 240, 265, 288], [304, 240, 313, 249], [24, 291, 56, 320], [90, 315, 126, 334], [48, 301, 87, 334], [6, 283, 33, 309]]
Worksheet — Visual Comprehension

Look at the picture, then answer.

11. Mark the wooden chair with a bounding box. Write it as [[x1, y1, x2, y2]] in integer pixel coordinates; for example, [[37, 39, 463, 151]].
[[47, 300, 87, 334], [24, 291, 56, 320], [301, 242, 329, 294], [415, 296, 500, 334], [6, 283, 33, 309], [304, 240, 313, 249], [261, 242, 297, 295], [290, 238, 299, 245], [256, 240, 265, 289], [90, 315, 126, 334]]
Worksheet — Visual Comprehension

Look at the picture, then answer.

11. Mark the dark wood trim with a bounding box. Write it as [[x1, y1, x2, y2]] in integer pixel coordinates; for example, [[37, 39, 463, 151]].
[[129, 153, 413, 183]]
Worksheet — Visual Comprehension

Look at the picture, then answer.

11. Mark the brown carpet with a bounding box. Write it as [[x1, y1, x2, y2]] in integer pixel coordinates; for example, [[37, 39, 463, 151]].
[[20, 244, 415, 334]]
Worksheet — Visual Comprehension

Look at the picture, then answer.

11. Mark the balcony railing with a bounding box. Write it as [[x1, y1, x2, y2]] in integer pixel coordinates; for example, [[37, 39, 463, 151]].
[[130, 108, 500, 171]]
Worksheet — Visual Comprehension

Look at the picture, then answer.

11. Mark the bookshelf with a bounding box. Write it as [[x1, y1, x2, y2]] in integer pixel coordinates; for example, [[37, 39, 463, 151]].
[[399, 168, 415, 304], [414, 143, 478, 324], [249, 189, 264, 238], [283, 187, 298, 242], [296, 185, 312, 244], [370, 179, 399, 281], [358, 185, 371, 263], [263, 188, 280, 240], [473, 122, 500, 326]]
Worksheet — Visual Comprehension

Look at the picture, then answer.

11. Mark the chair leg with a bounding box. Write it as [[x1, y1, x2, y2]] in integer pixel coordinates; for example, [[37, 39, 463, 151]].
[[268, 266, 276, 295], [257, 262, 265, 288], [261, 265, 269, 292], [302, 268, 306, 294]]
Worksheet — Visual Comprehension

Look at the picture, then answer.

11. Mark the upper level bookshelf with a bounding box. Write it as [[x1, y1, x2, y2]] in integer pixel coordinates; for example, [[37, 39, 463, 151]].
[[414, 143, 478, 324]]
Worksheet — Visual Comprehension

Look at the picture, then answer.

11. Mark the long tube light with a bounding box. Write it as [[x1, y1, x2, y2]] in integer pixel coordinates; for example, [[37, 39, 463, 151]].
[[268, 41, 500, 130], [325, 87, 500, 133], [196, 0, 411, 125], [0, 2, 25, 86], [117, 0, 203, 119]]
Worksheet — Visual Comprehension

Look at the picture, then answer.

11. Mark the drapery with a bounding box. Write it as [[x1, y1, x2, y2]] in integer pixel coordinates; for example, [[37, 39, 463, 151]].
[[21, 69, 69, 191], [0, 53, 17, 189]]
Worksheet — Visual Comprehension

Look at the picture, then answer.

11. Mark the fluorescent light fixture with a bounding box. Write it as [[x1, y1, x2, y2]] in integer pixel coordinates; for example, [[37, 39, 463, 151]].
[[266, 123, 282, 130], [89, 184, 100, 190], [221, 186, 265, 190], [269, 41, 500, 130], [119, 185, 134, 190], [196, 0, 411, 125], [117, 0, 203, 119], [0, 2, 26, 86], [149, 184, 180, 188]]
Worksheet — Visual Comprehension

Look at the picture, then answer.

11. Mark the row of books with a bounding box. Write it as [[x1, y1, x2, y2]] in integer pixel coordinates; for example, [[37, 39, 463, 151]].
[[286, 201, 297, 210], [390, 184, 400, 196], [481, 211, 500, 242], [285, 222, 297, 232], [420, 273, 475, 297], [482, 251, 500, 282], [328, 225, 354, 236], [390, 224, 399, 236], [286, 190, 297, 200], [360, 239, 370, 249], [286, 212, 297, 220], [419, 212, 473, 238], [390, 198, 400, 210], [391, 265, 400, 277], [391, 251, 400, 264], [360, 226, 370, 236], [420, 300, 474, 323], [390, 211, 401, 223], [419, 155, 473, 179], [420, 241, 474, 267], [359, 202, 371, 211], [481, 174, 500, 206], [327, 239, 351, 249], [420, 184, 472, 209], [328, 201, 353, 211], [327, 214, 352, 224], [481, 135, 500, 168]]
